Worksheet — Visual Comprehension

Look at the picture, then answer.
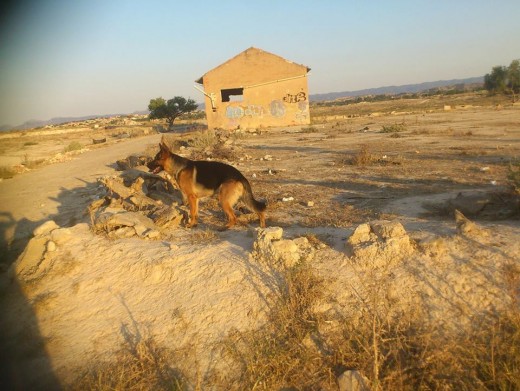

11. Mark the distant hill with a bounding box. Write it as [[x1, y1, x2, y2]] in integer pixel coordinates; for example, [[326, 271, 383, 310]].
[[1, 77, 485, 131], [0, 110, 149, 132], [309, 76, 484, 102]]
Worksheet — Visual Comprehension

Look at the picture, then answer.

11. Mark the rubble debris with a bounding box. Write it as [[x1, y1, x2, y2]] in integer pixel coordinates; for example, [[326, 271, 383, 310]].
[[252, 227, 314, 267], [346, 220, 413, 267], [89, 168, 186, 239], [454, 209, 488, 238], [115, 155, 151, 171]]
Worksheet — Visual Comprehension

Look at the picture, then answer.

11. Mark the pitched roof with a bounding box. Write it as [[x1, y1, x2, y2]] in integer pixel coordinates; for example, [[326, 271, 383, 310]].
[[195, 47, 311, 84]]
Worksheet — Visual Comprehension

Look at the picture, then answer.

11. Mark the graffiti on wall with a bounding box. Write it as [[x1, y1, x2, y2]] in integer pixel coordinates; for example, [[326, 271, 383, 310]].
[[224, 92, 308, 122], [283, 92, 307, 104], [226, 104, 265, 119], [295, 101, 309, 122], [269, 100, 286, 117]]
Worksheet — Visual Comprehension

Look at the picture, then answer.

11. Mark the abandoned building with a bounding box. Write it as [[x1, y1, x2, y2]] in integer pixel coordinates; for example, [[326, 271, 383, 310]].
[[195, 47, 311, 130]]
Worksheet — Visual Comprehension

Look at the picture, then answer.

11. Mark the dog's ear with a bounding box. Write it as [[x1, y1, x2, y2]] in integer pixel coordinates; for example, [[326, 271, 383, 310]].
[[159, 141, 170, 153]]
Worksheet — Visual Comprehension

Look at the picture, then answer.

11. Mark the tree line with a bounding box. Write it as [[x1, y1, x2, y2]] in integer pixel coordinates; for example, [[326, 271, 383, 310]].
[[484, 59, 520, 102]]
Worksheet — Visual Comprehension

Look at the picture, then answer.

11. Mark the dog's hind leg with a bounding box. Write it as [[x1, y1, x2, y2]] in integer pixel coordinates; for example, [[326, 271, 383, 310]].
[[219, 181, 242, 229]]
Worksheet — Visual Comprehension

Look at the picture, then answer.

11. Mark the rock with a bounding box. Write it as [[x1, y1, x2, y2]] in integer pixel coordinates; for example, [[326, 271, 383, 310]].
[[8, 236, 48, 281], [252, 228, 314, 267], [448, 192, 490, 217], [47, 241, 57, 252], [347, 223, 374, 246], [454, 209, 488, 237], [271, 239, 300, 267], [371, 220, 407, 240], [152, 205, 184, 228], [146, 230, 160, 239], [95, 211, 157, 238], [346, 220, 413, 267], [50, 227, 73, 245], [33, 220, 59, 237], [337, 370, 371, 391], [256, 226, 284, 242]]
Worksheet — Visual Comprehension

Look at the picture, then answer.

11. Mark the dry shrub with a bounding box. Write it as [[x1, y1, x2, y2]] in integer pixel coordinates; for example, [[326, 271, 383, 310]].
[[206, 144, 238, 161], [22, 156, 46, 169], [187, 129, 218, 149], [0, 166, 17, 179], [219, 256, 520, 390], [329, 262, 520, 390], [63, 141, 83, 153], [72, 336, 186, 391], [346, 145, 379, 166], [220, 261, 335, 390], [508, 159, 520, 193], [189, 228, 218, 244], [381, 123, 407, 133]]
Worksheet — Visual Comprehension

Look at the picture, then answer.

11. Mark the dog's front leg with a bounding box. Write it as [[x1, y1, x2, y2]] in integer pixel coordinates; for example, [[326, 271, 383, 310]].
[[186, 194, 199, 228]]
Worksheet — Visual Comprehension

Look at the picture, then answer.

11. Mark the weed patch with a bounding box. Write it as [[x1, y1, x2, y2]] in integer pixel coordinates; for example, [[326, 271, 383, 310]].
[[72, 335, 186, 391], [508, 159, 520, 192], [63, 141, 83, 153], [0, 166, 17, 179], [220, 261, 333, 390], [346, 145, 379, 166], [381, 123, 407, 133]]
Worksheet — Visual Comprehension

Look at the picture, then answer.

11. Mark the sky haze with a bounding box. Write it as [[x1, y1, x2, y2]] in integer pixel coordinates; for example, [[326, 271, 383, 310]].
[[1, 0, 519, 127]]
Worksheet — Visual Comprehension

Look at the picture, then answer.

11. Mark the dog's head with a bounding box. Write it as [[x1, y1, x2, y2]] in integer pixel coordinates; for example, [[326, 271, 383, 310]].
[[147, 142, 170, 174]]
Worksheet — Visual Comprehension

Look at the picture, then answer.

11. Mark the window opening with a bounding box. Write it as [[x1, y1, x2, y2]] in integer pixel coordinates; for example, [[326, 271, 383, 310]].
[[221, 88, 244, 102]]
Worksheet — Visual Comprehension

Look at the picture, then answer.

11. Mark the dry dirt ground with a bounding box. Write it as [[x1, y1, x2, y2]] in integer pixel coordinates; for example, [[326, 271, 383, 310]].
[[0, 95, 519, 389]]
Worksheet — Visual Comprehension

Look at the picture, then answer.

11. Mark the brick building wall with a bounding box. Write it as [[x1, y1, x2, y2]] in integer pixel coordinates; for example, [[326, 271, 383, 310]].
[[195, 47, 311, 130]]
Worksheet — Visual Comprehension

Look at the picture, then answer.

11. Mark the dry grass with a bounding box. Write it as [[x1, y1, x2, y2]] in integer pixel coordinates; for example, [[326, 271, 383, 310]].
[[0, 166, 17, 179], [22, 154, 46, 169], [189, 228, 219, 244], [508, 159, 520, 192], [345, 145, 380, 166], [72, 336, 186, 391], [219, 261, 334, 390], [187, 129, 218, 149], [63, 141, 83, 153], [380, 123, 407, 133], [216, 256, 520, 391]]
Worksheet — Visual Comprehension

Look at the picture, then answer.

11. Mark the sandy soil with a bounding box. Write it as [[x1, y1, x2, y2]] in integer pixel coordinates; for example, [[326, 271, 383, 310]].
[[0, 97, 519, 389]]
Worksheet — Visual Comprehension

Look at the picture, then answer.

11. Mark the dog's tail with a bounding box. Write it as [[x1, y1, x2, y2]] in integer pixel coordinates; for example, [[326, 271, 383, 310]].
[[241, 179, 267, 212], [241, 178, 267, 227]]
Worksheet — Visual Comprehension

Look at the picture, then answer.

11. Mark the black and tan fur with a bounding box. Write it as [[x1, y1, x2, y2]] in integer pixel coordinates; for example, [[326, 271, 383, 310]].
[[148, 142, 266, 229]]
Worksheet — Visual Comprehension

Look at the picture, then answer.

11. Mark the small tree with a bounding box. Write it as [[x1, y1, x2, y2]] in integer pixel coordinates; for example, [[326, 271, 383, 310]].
[[148, 96, 198, 126], [484, 65, 507, 94], [484, 60, 520, 102], [507, 59, 520, 103]]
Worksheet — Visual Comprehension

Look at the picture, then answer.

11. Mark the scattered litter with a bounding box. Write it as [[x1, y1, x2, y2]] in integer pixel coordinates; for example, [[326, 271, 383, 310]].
[[480, 166, 490, 172], [282, 197, 294, 202]]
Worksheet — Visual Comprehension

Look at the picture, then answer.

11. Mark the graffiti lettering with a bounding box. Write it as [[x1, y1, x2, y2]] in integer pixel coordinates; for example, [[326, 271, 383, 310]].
[[283, 92, 307, 104], [244, 105, 264, 117], [270, 100, 286, 117], [226, 104, 265, 119], [226, 106, 244, 119], [295, 101, 309, 122]]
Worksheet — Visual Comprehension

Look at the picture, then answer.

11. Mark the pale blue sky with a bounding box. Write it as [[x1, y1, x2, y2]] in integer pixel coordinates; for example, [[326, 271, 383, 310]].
[[1, 0, 519, 126]]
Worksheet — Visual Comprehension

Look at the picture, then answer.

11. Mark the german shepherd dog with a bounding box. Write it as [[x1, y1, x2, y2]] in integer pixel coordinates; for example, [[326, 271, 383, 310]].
[[148, 142, 266, 229]]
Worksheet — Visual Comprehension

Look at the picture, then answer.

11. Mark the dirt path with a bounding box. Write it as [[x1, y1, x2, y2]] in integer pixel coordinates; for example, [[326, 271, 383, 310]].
[[0, 134, 161, 264], [1, 100, 519, 389]]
